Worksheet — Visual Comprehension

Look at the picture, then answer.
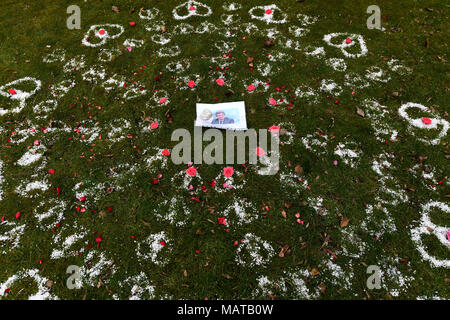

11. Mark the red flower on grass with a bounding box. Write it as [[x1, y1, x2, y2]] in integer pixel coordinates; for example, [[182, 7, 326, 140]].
[[216, 78, 225, 86], [256, 147, 265, 157], [96, 235, 102, 247], [269, 125, 280, 133], [422, 117, 432, 125], [223, 166, 234, 177], [186, 167, 197, 177]]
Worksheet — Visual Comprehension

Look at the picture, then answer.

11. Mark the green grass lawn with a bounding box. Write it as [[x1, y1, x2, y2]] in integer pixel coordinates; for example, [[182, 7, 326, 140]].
[[0, 0, 448, 300]]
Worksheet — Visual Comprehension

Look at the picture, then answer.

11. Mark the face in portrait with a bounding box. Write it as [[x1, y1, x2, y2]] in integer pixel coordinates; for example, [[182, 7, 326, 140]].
[[212, 110, 235, 125], [199, 108, 213, 125]]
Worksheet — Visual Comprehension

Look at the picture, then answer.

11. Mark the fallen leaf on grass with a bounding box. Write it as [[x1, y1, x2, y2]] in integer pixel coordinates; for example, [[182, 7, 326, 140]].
[[264, 38, 275, 47], [323, 248, 338, 259], [311, 268, 320, 277], [279, 244, 290, 258], [356, 107, 365, 117], [340, 217, 350, 228], [222, 273, 233, 279], [319, 282, 326, 294], [112, 6, 120, 13]]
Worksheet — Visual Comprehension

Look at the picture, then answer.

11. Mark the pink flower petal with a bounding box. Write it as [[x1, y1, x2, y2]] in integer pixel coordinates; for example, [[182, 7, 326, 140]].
[[188, 80, 196, 88], [216, 78, 225, 86], [247, 84, 256, 91]]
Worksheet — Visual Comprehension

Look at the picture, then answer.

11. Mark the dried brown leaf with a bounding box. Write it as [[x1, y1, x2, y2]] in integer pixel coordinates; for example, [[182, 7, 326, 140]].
[[340, 217, 350, 228]]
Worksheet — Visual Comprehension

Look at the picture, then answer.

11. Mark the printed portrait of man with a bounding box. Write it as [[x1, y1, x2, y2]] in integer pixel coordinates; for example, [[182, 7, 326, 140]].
[[212, 110, 235, 125]]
